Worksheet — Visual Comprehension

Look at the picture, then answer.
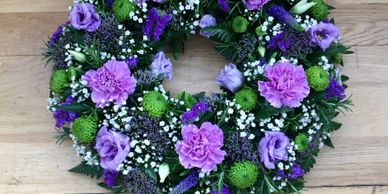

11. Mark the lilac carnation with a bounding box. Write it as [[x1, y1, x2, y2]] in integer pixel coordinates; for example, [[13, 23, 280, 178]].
[[82, 60, 137, 108], [216, 63, 244, 93], [53, 96, 78, 128], [150, 51, 173, 80], [258, 61, 310, 108], [309, 22, 339, 51], [95, 126, 130, 171], [210, 185, 231, 194], [103, 170, 118, 187], [325, 79, 345, 100], [258, 131, 290, 169], [199, 14, 217, 38], [69, 3, 101, 32], [243, 0, 270, 10], [175, 122, 226, 172]]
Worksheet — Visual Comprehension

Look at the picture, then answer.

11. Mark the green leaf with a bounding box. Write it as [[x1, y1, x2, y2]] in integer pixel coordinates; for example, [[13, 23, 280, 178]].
[[54, 127, 71, 144], [301, 149, 319, 173], [98, 182, 123, 194], [69, 161, 103, 179], [322, 121, 342, 133], [324, 137, 335, 148], [56, 103, 93, 114], [145, 168, 158, 182]]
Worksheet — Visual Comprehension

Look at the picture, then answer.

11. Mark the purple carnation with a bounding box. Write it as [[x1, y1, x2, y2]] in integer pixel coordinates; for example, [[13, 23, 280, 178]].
[[210, 185, 231, 194], [103, 170, 118, 187], [175, 122, 226, 172], [309, 22, 339, 51], [217, 0, 231, 12], [199, 14, 217, 38], [258, 61, 310, 108], [216, 63, 244, 93], [150, 51, 173, 80], [258, 131, 290, 169], [267, 5, 303, 31], [53, 96, 78, 128], [181, 110, 198, 125], [69, 3, 101, 32], [82, 60, 137, 108], [243, 0, 270, 10], [325, 79, 345, 100], [95, 126, 130, 171]]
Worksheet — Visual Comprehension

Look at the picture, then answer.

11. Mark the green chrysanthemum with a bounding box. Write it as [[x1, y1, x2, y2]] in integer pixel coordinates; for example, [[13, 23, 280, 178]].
[[235, 89, 258, 111], [229, 161, 259, 189], [176, 92, 197, 109], [306, 66, 329, 91], [232, 16, 248, 33], [113, 0, 136, 22], [310, 0, 329, 21], [142, 91, 168, 117], [295, 134, 309, 152], [50, 69, 69, 94], [71, 116, 98, 144]]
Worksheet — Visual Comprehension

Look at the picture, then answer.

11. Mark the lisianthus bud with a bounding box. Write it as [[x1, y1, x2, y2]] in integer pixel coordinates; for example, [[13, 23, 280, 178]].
[[71, 116, 98, 144], [158, 163, 170, 183], [68, 50, 87, 63], [291, 0, 317, 15], [258, 46, 266, 58], [50, 69, 69, 94], [113, 0, 136, 22]]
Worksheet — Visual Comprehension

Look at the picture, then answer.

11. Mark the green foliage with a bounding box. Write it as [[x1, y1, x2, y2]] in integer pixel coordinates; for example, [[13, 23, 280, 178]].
[[69, 161, 103, 179], [309, 0, 329, 21], [301, 148, 319, 173], [54, 127, 71, 144], [176, 92, 198, 109], [113, 0, 136, 22], [98, 183, 123, 194], [55, 102, 95, 115]]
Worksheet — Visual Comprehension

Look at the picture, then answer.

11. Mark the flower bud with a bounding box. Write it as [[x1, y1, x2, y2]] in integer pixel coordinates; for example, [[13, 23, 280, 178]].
[[158, 163, 170, 183], [68, 50, 87, 63], [291, 0, 317, 15]]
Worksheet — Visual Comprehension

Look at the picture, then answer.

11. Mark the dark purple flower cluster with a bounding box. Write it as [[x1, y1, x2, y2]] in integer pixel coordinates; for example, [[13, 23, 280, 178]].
[[49, 23, 66, 47], [103, 170, 118, 187], [210, 185, 231, 194], [53, 96, 78, 128], [325, 79, 346, 100], [217, 0, 231, 12], [267, 5, 303, 31], [181, 101, 209, 124], [142, 8, 172, 41], [268, 27, 313, 57], [125, 56, 138, 68], [134, 69, 160, 89], [105, 0, 115, 8], [224, 132, 259, 163], [236, 33, 258, 63], [277, 163, 305, 180], [170, 170, 199, 194], [125, 169, 161, 194]]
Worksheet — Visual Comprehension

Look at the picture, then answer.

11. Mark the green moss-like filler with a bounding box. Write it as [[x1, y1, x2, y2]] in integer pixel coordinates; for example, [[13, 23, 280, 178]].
[[142, 91, 168, 117], [235, 89, 258, 111], [295, 134, 309, 152], [176, 92, 197, 109], [113, 0, 136, 22], [306, 66, 329, 91], [50, 69, 69, 94], [232, 16, 248, 33], [229, 161, 259, 189], [71, 116, 98, 144], [310, 0, 329, 21]]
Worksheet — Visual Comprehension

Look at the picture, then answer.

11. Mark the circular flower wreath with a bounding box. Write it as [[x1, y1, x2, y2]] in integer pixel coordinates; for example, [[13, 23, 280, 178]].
[[44, 0, 352, 193]]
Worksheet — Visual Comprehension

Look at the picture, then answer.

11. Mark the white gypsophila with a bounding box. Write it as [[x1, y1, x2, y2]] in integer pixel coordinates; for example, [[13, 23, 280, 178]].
[[242, 60, 265, 82], [70, 134, 99, 166], [70, 79, 90, 103]]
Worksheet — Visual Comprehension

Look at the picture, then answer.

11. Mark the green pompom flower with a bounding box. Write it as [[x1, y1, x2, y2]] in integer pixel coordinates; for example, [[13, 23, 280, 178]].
[[306, 66, 329, 91], [142, 91, 168, 117], [229, 161, 259, 189], [232, 16, 248, 33], [71, 116, 98, 144], [235, 89, 258, 111], [113, 0, 136, 22], [176, 92, 197, 109], [310, 0, 329, 21], [295, 134, 309, 152], [50, 69, 69, 94]]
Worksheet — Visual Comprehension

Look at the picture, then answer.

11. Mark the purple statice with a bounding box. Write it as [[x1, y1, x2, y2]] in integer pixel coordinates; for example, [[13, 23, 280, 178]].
[[125, 169, 161, 194], [69, 3, 101, 32], [192, 101, 209, 114], [236, 33, 258, 63], [258, 131, 290, 169], [268, 28, 313, 57], [125, 56, 138, 68], [309, 22, 339, 51], [289, 164, 305, 179], [142, 8, 172, 41], [134, 70, 160, 89], [53, 96, 78, 128], [216, 63, 244, 93], [81, 60, 137, 108], [225, 132, 259, 163], [181, 110, 198, 125], [210, 185, 231, 194], [217, 0, 231, 12], [199, 14, 217, 38], [243, 0, 270, 10], [170, 171, 199, 194], [103, 170, 118, 187], [150, 51, 173, 80], [325, 79, 345, 100], [267, 5, 303, 31], [49, 24, 65, 46]]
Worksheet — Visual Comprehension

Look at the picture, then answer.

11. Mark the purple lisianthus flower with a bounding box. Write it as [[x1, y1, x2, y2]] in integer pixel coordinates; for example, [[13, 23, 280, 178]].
[[95, 126, 130, 171], [181, 110, 198, 125], [199, 14, 217, 38], [309, 22, 339, 51], [289, 163, 305, 179], [259, 131, 290, 169], [192, 101, 209, 114], [258, 61, 310, 108], [53, 96, 78, 128], [210, 185, 231, 194], [103, 170, 118, 187], [82, 60, 137, 108], [217, 0, 231, 12], [150, 51, 173, 80], [69, 3, 101, 32], [216, 63, 244, 93], [243, 0, 270, 10], [175, 122, 226, 172], [325, 79, 345, 100]]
